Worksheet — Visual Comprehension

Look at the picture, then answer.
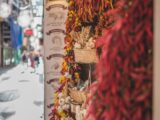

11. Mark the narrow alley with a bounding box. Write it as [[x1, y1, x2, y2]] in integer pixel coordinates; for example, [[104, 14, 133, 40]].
[[0, 63, 44, 120]]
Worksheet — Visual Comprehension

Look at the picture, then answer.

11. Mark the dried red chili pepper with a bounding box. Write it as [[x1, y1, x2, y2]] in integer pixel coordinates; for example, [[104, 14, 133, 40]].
[[86, 0, 153, 120]]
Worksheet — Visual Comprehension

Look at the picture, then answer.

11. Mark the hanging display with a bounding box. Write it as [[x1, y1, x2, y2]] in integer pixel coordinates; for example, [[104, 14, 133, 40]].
[[86, 0, 153, 120], [50, 0, 113, 120], [70, 26, 98, 63]]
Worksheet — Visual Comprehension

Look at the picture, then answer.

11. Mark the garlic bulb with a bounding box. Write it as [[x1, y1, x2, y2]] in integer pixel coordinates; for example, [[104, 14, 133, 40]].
[[65, 72, 71, 78], [65, 96, 71, 103], [74, 42, 81, 49], [57, 106, 63, 112], [86, 37, 96, 49], [58, 93, 63, 98], [62, 104, 70, 110], [59, 98, 65, 106]]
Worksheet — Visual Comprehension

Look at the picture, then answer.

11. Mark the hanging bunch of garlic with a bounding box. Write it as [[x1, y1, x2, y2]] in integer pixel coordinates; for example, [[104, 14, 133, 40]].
[[70, 104, 87, 120], [57, 93, 71, 115], [70, 26, 96, 49], [79, 26, 91, 47], [86, 37, 96, 49]]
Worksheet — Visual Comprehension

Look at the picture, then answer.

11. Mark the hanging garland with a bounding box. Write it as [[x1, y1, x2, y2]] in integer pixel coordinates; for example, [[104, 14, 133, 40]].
[[86, 0, 153, 120], [49, 1, 80, 119], [50, 0, 114, 119]]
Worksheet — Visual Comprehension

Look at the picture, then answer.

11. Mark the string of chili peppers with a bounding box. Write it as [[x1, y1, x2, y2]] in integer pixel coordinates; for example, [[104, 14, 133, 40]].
[[86, 0, 153, 120]]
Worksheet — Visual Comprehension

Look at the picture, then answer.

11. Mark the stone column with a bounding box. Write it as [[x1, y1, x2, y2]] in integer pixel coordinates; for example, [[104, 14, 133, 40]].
[[43, 0, 68, 119]]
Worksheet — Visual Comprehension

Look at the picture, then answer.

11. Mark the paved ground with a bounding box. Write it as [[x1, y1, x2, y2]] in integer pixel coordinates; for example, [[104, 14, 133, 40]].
[[0, 62, 44, 120]]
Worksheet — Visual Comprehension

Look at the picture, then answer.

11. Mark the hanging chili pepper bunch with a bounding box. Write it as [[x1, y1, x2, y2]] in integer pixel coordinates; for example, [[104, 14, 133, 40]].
[[75, 0, 113, 23], [86, 0, 153, 120], [67, 0, 114, 34], [66, 0, 81, 32], [94, 0, 114, 36], [67, 0, 115, 50], [95, 0, 131, 36]]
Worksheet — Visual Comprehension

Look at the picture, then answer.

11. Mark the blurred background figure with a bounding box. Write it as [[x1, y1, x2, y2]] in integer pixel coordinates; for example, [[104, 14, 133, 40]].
[[21, 47, 28, 73], [33, 50, 40, 74], [29, 49, 36, 73]]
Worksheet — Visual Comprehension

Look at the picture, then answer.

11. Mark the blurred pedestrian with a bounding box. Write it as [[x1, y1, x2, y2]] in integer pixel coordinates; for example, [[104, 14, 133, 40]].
[[29, 51, 36, 73], [21, 50, 28, 72]]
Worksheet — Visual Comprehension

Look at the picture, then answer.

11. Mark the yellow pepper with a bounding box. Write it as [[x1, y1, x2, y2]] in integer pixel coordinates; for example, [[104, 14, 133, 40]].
[[74, 72, 80, 79], [60, 76, 67, 83], [69, 1, 74, 6], [54, 92, 59, 98], [62, 61, 68, 71], [54, 99, 59, 105], [58, 111, 66, 117]]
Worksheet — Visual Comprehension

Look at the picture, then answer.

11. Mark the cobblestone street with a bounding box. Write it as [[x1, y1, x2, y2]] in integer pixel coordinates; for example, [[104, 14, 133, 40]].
[[0, 63, 44, 120]]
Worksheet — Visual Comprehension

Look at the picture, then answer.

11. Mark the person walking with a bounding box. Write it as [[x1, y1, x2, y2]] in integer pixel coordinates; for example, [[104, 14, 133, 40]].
[[29, 51, 36, 73], [21, 50, 28, 73]]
